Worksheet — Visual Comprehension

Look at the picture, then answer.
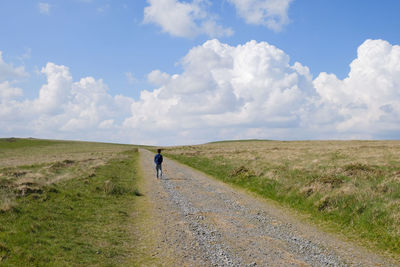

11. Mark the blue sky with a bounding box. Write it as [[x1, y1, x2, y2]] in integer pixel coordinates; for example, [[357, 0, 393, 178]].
[[1, 0, 400, 145]]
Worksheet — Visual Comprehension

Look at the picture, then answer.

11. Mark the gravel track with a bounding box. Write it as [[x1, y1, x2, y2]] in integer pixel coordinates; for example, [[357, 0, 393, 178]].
[[139, 149, 398, 266]]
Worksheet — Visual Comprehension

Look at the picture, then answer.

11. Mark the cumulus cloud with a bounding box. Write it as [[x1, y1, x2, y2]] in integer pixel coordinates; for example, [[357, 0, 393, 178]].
[[123, 39, 400, 144], [38, 2, 50, 15], [123, 39, 316, 144], [0, 51, 28, 82], [1, 39, 400, 145], [0, 81, 23, 100], [33, 64, 133, 136], [228, 0, 293, 31], [147, 70, 170, 86], [143, 0, 233, 38], [313, 39, 400, 139], [0, 61, 133, 142]]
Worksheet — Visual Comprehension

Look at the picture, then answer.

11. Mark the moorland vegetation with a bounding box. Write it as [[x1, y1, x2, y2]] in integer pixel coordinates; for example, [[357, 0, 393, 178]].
[[0, 138, 143, 265], [165, 140, 400, 257]]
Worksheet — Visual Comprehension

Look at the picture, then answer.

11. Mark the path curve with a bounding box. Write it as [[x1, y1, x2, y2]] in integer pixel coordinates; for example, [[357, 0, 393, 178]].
[[139, 149, 398, 266]]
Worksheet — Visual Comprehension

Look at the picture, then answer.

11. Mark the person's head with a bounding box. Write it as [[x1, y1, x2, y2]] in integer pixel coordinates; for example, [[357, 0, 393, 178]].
[[157, 148, 161, 153]]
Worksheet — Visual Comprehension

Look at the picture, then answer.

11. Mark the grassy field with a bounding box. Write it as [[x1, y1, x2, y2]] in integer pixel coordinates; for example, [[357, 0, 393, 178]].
[[164, 140, 400, 257], [0, 138, 146, 265]]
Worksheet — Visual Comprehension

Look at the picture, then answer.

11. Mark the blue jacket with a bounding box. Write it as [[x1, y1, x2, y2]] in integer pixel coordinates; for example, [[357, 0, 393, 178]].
[[154, 153, 163, 165]]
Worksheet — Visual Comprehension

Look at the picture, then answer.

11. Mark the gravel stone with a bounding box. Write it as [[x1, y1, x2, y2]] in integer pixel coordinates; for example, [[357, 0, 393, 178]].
[[139, 149, 399, 266]]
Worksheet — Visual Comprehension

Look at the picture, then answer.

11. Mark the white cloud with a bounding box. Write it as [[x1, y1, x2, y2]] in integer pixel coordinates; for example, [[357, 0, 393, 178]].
[[0, 61, 134, 142], [1, 39, 400, 145], [143, 0, 233, 38], [147, 70, 170, 86], [33, 63, 73, 114], [313, 39, 400, 138], [123, 39, 400, 144], [0, 51, 28, 82], [0, 81, 23, 100], [34, 65, 133, 134], [228, 0, 293, 31], [123, 39, 316, 144], [38, 2, 50, 15], [99, 119, 114, 129]]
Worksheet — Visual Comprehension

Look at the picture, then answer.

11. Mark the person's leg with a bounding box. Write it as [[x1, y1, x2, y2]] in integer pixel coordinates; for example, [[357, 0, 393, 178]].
[[159, 164, 162, 178], [155, 164, 159, 178], [156, 164, 161, 178]]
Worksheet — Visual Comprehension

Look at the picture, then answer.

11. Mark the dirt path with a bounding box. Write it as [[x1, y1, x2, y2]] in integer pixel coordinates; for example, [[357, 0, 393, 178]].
[[139, 149, 398, 266]]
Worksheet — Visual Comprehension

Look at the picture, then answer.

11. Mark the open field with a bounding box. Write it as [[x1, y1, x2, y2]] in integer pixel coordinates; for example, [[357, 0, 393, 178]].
[[164, 140, 400, 258], [0, 138, 145, 265], [0, 138, 135, 213], [0, 138, 132, 168], [2, 138, 400, 264]]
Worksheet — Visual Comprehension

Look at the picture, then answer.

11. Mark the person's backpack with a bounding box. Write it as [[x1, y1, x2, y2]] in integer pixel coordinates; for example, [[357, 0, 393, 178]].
[[155, 154, 163, 164]]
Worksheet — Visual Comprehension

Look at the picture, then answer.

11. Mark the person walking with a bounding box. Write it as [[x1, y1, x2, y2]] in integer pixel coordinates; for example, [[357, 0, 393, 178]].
[[154, 148, 163, 179]]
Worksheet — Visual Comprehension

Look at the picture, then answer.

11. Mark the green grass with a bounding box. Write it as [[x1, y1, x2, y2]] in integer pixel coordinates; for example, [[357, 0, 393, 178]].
[[164, 141, 400, 258], [0, 138, 67, 150], [0, 138, 130, 150], [0, 148, 142, 265]]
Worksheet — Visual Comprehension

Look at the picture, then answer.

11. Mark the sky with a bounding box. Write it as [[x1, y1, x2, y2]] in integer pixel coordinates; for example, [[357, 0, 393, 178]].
[[1, 0, 400, 145]]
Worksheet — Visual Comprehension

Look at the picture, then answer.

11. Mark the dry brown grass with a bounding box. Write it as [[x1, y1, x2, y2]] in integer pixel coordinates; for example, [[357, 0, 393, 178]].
[[0, 192, 16, 212], [0, 139, 135, 211], [167, 140, 400, 185], [165, 140, 400, 255], [0, 141, 131, 168]]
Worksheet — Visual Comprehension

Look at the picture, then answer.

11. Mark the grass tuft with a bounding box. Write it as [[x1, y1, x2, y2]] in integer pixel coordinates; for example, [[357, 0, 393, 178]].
[[165, 140, 400, 257], [0, 192, 16, 213], [0, 140, 142, 265]]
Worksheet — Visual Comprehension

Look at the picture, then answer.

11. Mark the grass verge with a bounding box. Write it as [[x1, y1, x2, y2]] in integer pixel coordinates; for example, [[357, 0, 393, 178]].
[[129, 154, 162, 266], [164, 143, 400, 259], [0, 148, 142, 265]]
